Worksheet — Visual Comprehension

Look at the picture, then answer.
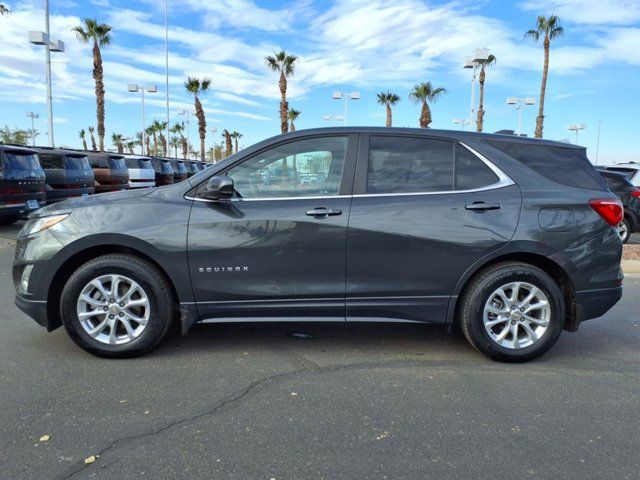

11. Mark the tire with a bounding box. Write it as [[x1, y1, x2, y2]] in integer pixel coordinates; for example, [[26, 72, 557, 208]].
[[458, 262, 565, 363], [60, 254, 174, 358], [0, 215, 18, 226], [618, 218, 631, 244]]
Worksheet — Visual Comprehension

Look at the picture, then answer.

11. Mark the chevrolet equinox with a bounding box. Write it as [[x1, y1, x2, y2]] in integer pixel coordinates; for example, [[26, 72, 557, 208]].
[[13, 128, 624, 361]]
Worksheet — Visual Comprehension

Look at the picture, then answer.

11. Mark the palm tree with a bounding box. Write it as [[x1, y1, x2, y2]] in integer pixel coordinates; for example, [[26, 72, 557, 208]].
[[265, 50, 298, 134], [126, 140, 136, 155], [476, 55, 497, 133], [169, 136, 180, 158], [145, 125, 155, 156], [72, 19, 111, 151], [135, 132, 144, 155], [157, 121, 168, 156], [525, 16, 564, 138], [231, 131, 243, 153], [223, 129, 233, 157], [88, 126, 97, 151], [170, 122, 188, 159], [376, 91, 401, 127], [111, 133, 124, 153], [184, 77, 211, 161], [409, 82, 446, 128], [79, 129, 88, 150], [0, 4, 9, 15], [287, 109, 301, 132]]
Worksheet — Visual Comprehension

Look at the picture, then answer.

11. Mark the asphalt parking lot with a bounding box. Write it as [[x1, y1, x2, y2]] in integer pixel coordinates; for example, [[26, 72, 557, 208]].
[[1, 222, 639, 480]]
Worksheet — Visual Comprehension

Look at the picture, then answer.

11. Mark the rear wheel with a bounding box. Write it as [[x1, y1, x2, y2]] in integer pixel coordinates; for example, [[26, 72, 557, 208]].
[[61, 254, 174, 358], [459, 262, 565, 362], [617, 218, 631, 244]]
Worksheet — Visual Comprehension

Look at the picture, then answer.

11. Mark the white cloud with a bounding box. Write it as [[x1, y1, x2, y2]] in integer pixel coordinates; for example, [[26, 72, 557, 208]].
[[519, 0, 640, 26]]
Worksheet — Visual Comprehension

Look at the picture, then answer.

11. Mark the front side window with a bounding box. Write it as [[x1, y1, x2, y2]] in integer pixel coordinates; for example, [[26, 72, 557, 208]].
[[227, 136, 347, 199], [367, 137, 454, 194]]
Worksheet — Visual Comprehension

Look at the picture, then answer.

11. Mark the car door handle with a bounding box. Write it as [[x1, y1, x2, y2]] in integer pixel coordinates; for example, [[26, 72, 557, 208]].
[[465, 202, 501, 211], [306, 207, 342, 218]]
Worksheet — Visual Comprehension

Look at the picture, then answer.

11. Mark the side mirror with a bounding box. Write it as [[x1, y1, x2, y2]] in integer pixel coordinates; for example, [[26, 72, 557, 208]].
[[199, 175, 234, 200]]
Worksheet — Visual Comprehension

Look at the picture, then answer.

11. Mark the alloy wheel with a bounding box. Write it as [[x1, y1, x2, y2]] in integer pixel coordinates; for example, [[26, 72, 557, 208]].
[[76, 274, 150, 345], [483, 281, 550, 349], [617, 221, 628, 242]]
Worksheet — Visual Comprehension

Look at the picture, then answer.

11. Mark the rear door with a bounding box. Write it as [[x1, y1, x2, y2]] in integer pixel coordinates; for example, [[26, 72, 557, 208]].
[[187, 134, 357, 321], [346, 134, 521, 323]]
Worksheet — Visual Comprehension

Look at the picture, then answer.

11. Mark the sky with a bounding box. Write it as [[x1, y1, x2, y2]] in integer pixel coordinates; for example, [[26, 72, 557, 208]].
[[0, 0, 639, 165]]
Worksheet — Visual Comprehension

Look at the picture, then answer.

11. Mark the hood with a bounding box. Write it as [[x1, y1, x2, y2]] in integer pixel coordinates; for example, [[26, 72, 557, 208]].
[[30, 187, 156, 218]]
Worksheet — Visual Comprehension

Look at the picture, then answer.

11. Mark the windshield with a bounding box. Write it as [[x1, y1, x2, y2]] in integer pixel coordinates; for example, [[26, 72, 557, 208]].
[[65, 155, 91, 170], [607, 167, 637, 180], [125, 158, 152, 169], [109, 158, 127, 170], [2, 152, 41, 171]]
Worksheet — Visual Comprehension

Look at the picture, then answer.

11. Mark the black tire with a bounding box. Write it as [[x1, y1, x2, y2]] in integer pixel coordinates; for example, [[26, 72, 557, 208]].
[[619, 218, 631, 244], [0, 215, 18, 226], [60, 254, 174, 358], [458, 262, 565, 363]]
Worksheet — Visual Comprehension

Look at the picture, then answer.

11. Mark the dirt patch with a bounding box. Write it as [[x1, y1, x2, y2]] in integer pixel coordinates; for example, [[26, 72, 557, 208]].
[[623, 244, 640, 261]]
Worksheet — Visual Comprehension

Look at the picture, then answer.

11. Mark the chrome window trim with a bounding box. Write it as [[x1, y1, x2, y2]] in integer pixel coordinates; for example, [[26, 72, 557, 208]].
[[185, 141, 515, 202]]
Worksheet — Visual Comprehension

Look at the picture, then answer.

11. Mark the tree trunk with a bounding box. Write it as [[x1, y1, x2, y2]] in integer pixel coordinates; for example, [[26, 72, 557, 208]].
[[90, 131, 97, 151], [194, 95, 206, 161], [116, 143, 123, 154], [476, 67, 486, 132], [279, 72, 289, 134], [152, 132, 158, 156], [159, 133, 167, 156], [128, 145, 134, 154], [234, 138, 238, 154], [420, 101, 432, 128], [145, 136, 151, 156], [81, 138, 88, 150], [181, 136, 188, 159], [93, 42, 106, 151], [535, 36, 550, 139], [224, 130, 233, 157], [386, 104, 392, 127], [290, 121, 296, 132]]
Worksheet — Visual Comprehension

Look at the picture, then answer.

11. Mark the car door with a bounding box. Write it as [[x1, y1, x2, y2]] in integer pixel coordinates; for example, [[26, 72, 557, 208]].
[[187, 134, 357, 321], [346, 134, 521, 323]]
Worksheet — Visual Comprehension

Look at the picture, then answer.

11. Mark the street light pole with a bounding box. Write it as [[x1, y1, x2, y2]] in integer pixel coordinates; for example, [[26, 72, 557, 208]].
[[164, 0, 171, 158], [464, 49, 490, 128], [26, 112, 39, 146], [128, 84, 157, 155], [332, 92, 360, 126], [178, 110, 192, 158], [595, 121, 602, 166], [506, 97, 536, 136], [323, 114, 345, 124], [567, 124, 586, 144]]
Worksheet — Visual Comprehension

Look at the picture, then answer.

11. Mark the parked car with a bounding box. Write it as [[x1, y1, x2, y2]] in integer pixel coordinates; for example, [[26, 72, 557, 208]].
[[185, 160, 200, 177], [0, 145, 46, 225], [86, 152, 129, 193], [604, 162, 640, 187], [150, 158, 174, 186], [168, 159, 188, 182], [33, 147, 94, 204], [597, 169, 640, 243], [13, 128, 623, 361], [124, 155, 155, 189]]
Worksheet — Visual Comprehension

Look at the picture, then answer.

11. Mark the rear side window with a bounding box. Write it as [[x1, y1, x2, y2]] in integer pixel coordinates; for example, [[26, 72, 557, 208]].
[[109, 158, 126, 170], [160, 161, 173, 174], [366, 137, 500, 194], [38, 153, 64, 169], [485, 140, 605, 190], [606, 167, 637, 181], [367, 137, 453, 193], [455, 146, 499, 190], [65, 155, 91, 170], [3, 152, 41, 170]]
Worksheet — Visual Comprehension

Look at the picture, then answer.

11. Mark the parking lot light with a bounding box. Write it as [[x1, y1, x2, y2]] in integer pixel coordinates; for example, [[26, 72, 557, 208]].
[[323, 114, 345, 124], [26, 112, 40, 146], [453, 118, 470, 130], [332, 92, 360, 125], [506, 97, 536, 136], [128, 84, 157, 155], [568, 123, 586, 144]]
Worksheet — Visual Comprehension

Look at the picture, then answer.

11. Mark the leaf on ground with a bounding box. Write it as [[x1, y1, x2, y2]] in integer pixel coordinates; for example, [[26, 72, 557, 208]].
[[39, 435, 50, 442], [84, 455, 96, 464]]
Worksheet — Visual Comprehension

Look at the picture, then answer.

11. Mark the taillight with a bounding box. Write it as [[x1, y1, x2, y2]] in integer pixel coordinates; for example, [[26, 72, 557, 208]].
[[632, 190, 640, 199], [589, 198, 623, 226]]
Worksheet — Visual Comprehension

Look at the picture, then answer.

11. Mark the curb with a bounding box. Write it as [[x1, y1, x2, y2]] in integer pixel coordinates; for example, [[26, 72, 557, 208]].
[[622, 260, 640, 274]]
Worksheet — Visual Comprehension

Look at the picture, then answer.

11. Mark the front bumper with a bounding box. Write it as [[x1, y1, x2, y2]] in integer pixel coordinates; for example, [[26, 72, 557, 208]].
[[14, 294, 50, 329], [575, 285, 623, 324]]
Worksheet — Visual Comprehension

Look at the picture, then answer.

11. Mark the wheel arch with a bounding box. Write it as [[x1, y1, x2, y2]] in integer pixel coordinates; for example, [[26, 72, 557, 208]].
[[45, 235, 186, 331], [446, 245, 578, 331]]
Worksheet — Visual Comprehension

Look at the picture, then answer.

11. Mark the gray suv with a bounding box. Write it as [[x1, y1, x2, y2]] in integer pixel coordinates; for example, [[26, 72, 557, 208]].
[[13, 128, 623, 362]]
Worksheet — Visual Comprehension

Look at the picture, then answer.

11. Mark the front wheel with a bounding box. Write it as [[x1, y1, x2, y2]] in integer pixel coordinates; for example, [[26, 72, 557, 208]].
[[61, 254, 175, 357], [458, 262, 565, 362]]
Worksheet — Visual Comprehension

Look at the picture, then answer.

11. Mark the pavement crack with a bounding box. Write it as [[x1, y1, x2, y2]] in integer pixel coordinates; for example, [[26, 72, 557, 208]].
[[56, 366, 307, 480]]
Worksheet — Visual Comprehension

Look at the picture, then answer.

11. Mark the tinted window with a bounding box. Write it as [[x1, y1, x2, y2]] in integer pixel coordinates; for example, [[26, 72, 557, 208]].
[[109, 158, 127, 170], [160, 161, 173, 174], [367, 136, 453, 193], [227, 136, 348, 199], [172, 161, 187, 175], [65, 155, 91, 170], [2, 152, 41, 171], [38, 153, 64, 169], [88, 156, 108, 168], [606, 167, 637, 181], [125, 158, 152, 169], [598, 171, 635, 192], [485, 140, 605, 190], [455, 145, 499, 190]]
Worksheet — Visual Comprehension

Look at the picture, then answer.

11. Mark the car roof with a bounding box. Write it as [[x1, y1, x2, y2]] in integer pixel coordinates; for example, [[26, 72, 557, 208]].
[[268, 127, 585, 150], [605, 163, 640, 170], [29, 146, 88, 157], [123, 154, 152, 160], [0, 144, 38, 154]]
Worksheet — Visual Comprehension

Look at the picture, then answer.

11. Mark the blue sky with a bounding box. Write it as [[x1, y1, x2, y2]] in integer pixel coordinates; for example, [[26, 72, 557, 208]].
[[0, 0, 639, 164]]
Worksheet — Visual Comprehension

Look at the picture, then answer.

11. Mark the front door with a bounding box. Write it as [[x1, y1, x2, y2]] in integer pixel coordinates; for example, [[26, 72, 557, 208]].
[[346, 134, 521, 323], [188, 134, 357, 321]]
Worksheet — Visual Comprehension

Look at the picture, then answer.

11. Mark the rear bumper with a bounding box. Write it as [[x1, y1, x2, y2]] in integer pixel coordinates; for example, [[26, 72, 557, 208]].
[[14, 294, 50, 330], [575, 285, 623, 324]]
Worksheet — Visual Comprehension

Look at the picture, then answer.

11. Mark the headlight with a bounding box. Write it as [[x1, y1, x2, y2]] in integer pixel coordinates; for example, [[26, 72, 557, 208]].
[[21, 214, 69, 237]]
